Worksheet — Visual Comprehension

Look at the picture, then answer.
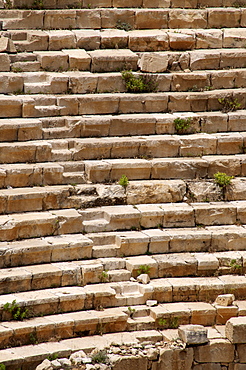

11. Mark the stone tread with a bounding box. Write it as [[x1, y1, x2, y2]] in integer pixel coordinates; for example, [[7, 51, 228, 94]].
[[1, 89, 246, 118], [3, 28, 246, 54], [3, 68, 246, 94], [1, 8, 246, 30], [0, 297, 243, 352]]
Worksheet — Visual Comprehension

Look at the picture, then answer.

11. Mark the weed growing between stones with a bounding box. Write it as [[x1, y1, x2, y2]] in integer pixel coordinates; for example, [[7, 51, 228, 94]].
[[3, 300, 29, 321], [119, 175, 129, 189], [91, 350, 109, 364], [137, 265, 150, 275], [218, 95, 241, 112], [174, 117, 192, 134], [32, 0, 44, 9], [121, 71, 158, 93], [127, 306, 136, 318], [214, 172, 234, 188], [98, 270, 110, 283], [0, 364, 6, 370]]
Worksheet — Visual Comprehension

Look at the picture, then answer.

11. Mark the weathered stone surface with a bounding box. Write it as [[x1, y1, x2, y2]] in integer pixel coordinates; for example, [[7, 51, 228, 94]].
[[138, 53, 168, 73], [225, 317, 246, 344], [178, 324, 208, 345]]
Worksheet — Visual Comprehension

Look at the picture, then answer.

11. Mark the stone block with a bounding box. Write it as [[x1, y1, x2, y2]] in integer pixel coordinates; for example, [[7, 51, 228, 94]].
[[89, 49, 138, 73], [194, 338, 234, 363], [64, 49, 91, 71], [129, 30, 169, 52], [226, 316, 246, 344], [76, 9, 101, 29], [138, 52, 168, 73], [178, 324, 208, 345], [135, 9, 168, 29]]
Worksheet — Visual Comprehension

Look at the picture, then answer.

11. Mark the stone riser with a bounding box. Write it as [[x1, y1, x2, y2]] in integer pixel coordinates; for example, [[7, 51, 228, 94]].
[[2, 131, 246, 164], [1, 8, 246, 31], [6, 0, 246, 10], [1, 89, 245, 118], [3, 29, 246, 55], [3, 68, 246, 94], [3, 110, 246, 143]]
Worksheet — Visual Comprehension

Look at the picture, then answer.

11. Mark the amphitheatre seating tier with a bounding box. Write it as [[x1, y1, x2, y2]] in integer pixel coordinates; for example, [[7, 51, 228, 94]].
[[1, 1, 246, 369]]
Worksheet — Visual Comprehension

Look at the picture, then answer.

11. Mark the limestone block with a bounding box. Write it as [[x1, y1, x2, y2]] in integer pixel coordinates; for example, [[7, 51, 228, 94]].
[[185, 302, 216, 326], [208, 9, 241, 28], [35, 51, 68, 72], [47, 30, 76, 51], [89, 49, 138, 73], [68, 73, 97, 94], [157, 347, 193, 370], [23, 30, 49, 52], [44, 10, 76, 29], [64, 49, 91, 71], [2, 11, 44, 30], [169, 31, 195, 51], [224, 29, 246, 49], [149, 278, 172, 302], [0, 36, 16, 53], [154, 253, 197, 277], [220, 49, 246, 69], [0, 73, 23, 94], [194, 338, 234, 363], [135, 9, 168, 29], [0, 266, 32, 293], [190, 50, 220, 71], [167, 277, 198, 302], [193, 203, 237, 226], [116, 231, 149, 256], [79, 94, 119, 115], [136, 204, 164, 229], [214, 132, 243, 155], [161, 203, 194, 228], [138, 53, 168, 73], [143, 229, 170, 254], [205, 155, 241, 177], [76, 9, 101, 29], [178, 325, 208, 345], [226, 316, 246, 343], [211, 70, 236, 90], [129, 30, 169, 52], [126, 256, 158, 278], [171, 72, 209, 93], [179, 134, 216, 157], [171, 0, 197, 6], [110, 355, 148, 370], [0, 97, 22, 118], [109, 158, 151, 181], [167, 228, 211, 253], [97, 73, 126, 93], [193, 253, 218, 274], [215, 304, 238, 325], [209, 225, 246, 252], [101, 9, 135, 29], [119, 93, 168, 114], [101, 29, 128, 49], [151, 158, 208, 180], [237, 343, 246, 362], [199, 112, 228, 133], [169, 9, 207, 29], [219, 275, 246, 300], [196, 29, 223, 49], [0, 54, 10, 71], [74, 30, 100, 50]]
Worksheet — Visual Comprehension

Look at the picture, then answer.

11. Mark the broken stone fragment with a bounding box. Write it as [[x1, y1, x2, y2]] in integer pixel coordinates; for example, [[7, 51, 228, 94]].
[[215, 294, 235, 306], [137, 273, 150, 284], [138, 52, 168, 73], [178, 324, 208, 345], [146, 300, 158, 307], [0, 37, 16, 53]]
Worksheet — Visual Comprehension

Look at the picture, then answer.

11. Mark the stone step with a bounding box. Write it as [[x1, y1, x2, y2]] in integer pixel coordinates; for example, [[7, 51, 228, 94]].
[[2, 131, 246, 164], [0, 290, 244, 351], [84, 153, 246, 183], [3, 110, 246, 143], [1, 8, 245, 31], [4, 47, 246, 74], [3, 28, 246, 54], [2, 89, 245, 118], [0, 208, 83, 242], [5, 0, 246, 9], [3, 68, 246, 94], [0, 325, 233, 370]]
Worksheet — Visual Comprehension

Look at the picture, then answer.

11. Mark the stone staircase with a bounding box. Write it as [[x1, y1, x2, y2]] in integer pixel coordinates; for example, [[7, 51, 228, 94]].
[[1, 0, 246, 368]]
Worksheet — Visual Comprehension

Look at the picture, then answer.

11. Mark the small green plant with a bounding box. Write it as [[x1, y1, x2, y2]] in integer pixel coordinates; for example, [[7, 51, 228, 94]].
[[214, 172, 234, 188], [230, 259, 242, 273], [0, 364, 6, 370], [118, 174, 129, 188], [29, 332, 38, 345], [158, 318, 168, 327], [4, 0, 12, 9], [218, 95, 241, 112], [127, 306, 136, 318], [32, 0, 44, 9], [3, 300, 29, 321], [98, 270, 110, 283], [91, 350, 109, 364], [47, 353, 59, 361], [137, 265, 150, 276], [116, 20, 132, 31], [121, 70, 158, 93], [174, 117, 192, 134]]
